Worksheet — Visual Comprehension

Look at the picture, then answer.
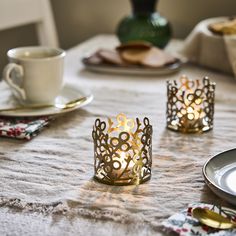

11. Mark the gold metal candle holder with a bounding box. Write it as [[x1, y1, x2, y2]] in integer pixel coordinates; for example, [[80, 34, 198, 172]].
[[166, 76, 216, 133], [92, 113, 152, 185]]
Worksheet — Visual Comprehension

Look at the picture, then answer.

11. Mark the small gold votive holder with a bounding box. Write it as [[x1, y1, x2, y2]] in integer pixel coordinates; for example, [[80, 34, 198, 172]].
[[166, 76, 216, 133], [92, 113, 152, 185]]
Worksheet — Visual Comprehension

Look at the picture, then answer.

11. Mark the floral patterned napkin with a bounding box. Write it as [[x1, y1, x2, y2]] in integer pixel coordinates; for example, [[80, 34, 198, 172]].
[[162, 203, 236, 236], [0, 117, 50, 140]]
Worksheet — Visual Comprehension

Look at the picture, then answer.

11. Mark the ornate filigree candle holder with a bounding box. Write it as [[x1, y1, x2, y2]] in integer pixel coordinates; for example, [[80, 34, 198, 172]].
[[167, 76, 216, 133], [92, 114, 152, 185]]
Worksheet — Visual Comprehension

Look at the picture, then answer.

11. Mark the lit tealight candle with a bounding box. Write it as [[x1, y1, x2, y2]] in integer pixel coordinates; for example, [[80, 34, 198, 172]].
[[167, 76, 215, 133], [92, 113, 152, 185]]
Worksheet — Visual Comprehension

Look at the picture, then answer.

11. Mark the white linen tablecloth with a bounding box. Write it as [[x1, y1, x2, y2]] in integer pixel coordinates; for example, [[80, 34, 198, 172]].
[[0, 35, 236, 236]]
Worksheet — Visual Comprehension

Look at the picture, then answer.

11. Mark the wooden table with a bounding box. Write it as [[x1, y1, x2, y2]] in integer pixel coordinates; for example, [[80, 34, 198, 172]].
[[1, 35, 236, 236]]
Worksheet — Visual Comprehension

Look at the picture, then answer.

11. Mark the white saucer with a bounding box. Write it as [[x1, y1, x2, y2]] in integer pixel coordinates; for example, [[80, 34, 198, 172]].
[[0, 83, 93, 117], [203, 148, 236, 206]]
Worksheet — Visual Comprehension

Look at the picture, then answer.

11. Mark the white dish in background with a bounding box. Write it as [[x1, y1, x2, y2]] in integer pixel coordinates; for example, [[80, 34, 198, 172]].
[[0, 83, 93, 117], [203, 148, 236, 206], [82, 57, 182, 76]]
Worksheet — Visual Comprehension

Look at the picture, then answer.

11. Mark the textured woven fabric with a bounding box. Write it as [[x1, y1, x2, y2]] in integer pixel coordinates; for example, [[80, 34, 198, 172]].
[[180, 17, 236, 78], [0, 85, 236, 232]]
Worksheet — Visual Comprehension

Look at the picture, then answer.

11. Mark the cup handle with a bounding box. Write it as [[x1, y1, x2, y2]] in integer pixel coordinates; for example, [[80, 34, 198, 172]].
[[3, 63, 26, 100]]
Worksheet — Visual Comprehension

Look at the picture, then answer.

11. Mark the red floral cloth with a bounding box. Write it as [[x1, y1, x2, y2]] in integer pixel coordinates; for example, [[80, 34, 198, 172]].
[[162, 203, 236, 236], [0, 117, 50, 140]]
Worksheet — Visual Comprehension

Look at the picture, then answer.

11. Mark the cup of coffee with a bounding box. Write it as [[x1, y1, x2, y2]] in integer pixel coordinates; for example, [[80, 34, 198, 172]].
[[3, 46, 66, 105]]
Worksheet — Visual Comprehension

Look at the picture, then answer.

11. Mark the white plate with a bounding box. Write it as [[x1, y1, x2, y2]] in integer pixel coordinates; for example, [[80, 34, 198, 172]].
[[203, 148, 236, 206], [0, 83, 93, 117], [82, 57, 182, 76]]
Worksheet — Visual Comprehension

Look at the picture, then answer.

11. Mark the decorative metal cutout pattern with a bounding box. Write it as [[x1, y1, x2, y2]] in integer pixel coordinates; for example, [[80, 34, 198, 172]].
[[167, 76, 216, 133], [92, 114, 152, 185]]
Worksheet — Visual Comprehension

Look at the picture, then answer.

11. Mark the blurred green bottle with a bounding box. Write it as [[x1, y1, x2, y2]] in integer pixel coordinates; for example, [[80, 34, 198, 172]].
[[116, 0, 172, 48]]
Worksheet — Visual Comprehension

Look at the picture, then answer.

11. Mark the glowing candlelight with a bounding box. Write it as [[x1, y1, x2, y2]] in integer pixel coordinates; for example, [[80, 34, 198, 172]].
[[92, 114, 152, 185], [167, 76, 215, 133]]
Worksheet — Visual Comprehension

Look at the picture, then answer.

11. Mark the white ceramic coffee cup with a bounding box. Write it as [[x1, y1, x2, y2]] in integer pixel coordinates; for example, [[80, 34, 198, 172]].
[[3, 46, 66, 105]]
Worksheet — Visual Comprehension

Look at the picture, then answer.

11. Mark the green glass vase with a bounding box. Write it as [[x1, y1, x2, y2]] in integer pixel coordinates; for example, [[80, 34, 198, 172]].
[[116, 0, 172, 48]]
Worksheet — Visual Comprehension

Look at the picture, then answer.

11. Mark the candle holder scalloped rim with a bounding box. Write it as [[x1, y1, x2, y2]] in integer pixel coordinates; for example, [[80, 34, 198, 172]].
[[92, 113, 152, 185]]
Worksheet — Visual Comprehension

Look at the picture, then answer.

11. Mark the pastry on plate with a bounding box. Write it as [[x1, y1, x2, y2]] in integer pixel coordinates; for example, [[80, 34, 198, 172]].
[[84, 41, 178, 68], [209, 18, 236, 35], [120, 46, 176, 67]]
